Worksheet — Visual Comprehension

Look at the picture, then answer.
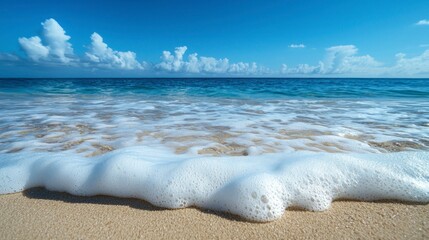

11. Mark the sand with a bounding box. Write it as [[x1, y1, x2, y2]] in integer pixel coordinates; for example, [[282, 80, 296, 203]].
[[0, 188, 428, 240]]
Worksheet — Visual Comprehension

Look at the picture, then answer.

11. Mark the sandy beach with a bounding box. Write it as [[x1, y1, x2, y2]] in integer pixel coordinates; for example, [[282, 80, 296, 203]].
[[0, 188, 427, 240], [1, 0, 429, 237]]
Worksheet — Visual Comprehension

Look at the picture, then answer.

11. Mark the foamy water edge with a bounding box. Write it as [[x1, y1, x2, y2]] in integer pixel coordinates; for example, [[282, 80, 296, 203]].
[[1, 147, 428, 222]]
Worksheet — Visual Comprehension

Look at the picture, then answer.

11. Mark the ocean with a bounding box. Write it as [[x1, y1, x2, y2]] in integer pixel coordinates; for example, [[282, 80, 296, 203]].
[[0, 78, 428, 221]]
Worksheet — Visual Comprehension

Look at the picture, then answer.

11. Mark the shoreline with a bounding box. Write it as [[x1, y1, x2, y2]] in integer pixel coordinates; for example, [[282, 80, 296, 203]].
[[0, 188, 427, 239]]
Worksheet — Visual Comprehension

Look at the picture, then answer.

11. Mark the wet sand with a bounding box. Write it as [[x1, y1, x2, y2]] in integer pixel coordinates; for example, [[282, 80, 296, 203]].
[[0, 188, 428, 239]]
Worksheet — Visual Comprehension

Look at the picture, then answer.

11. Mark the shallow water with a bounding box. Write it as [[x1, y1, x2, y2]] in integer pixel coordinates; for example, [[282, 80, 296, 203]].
[[0, 78, 428, 221], [1, 78, 428, 156]]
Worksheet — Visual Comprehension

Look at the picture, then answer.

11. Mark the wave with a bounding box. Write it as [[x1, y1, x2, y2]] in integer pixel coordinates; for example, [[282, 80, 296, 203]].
[[1, 147, 428, 222]]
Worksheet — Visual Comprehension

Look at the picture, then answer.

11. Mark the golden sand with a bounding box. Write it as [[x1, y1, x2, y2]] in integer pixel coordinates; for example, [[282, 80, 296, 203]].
[[0, 188, 428, 239]]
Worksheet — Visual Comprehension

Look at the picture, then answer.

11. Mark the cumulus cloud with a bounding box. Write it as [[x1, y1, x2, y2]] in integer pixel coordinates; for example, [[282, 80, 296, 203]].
[[229, 62, 259, 74], [85, 32, 144, 70], [18, 36, 49, 61], [289, 44, 306, 48], [281, 63, 320, 74], [41, 19, 74, 62], [7, 18, 429, 77], [157, 46, 189, 72], [12, 19, 262, 74], [282, 45, 382, 75], [416, 19, 429, 26], [18, 18, 74, 63], [281, 44, 429, 76], [391, 50, 429, 75], [322, 45, 382, 74], [157, 46, 263, 74]]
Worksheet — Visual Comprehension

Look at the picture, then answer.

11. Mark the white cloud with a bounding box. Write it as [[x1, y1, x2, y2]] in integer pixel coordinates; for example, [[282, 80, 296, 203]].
[[281, 44, 429, 76], [391, 50, 429, 75], [289, 44, 306, 48], [229, 62, 259, 74], [85, 32, 144, 70], [18, 18, 74, 63], [282, 45, 382, 75], [281, 63, 320, 74], [416, 19, 429, 26], [322, 45, 382, 74], [157, 46, 264, 74], [157, 46, 188, 72], [18, 36, 49, 61], [14, 19, 263, 74], [189, 55, 230, 73], [10, 18, 429, 76], [41, 18, 74, 62]]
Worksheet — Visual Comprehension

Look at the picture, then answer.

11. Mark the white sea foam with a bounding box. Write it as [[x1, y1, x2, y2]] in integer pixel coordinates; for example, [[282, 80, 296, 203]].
[[1, 96, 428, 156], [0, 147, 428, 222]]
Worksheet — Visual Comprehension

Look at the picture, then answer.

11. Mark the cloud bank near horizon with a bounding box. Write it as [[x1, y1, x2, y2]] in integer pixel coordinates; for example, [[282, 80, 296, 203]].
[[156, 46, 267, 74], [282, 45, 383, 75], [2, 18, 429, 77], [282, 45, 429, 76]]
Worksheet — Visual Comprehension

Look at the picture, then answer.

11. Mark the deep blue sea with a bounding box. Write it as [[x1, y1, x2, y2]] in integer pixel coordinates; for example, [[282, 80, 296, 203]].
[[1, 78, 429, 99], [0, 78, 428, 221]]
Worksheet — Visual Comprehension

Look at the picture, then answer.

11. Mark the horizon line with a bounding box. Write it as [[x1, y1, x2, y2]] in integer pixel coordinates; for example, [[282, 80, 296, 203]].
[[1, 77, 429, 80]]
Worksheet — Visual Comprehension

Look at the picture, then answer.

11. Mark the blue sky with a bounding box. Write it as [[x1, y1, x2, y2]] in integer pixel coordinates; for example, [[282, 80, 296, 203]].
[[0, 0, 428, 77]]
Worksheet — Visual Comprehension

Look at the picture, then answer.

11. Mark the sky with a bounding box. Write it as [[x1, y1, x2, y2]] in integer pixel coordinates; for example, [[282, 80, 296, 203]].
[[0, 0, 428, 77]]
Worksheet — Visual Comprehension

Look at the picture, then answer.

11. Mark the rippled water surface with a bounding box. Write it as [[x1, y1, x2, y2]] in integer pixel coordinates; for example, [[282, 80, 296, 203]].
[[1, 78, 428, 156]]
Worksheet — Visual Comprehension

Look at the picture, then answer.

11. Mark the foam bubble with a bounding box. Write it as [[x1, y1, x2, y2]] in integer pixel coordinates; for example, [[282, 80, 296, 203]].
[[1, 147, 428, 222]]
